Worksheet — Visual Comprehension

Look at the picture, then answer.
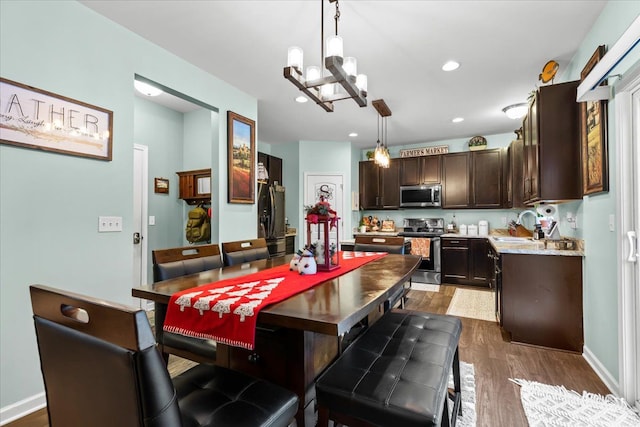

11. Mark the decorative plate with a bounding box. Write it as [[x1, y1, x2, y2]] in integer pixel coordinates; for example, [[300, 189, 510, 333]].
[[468, 135, 487, 151]]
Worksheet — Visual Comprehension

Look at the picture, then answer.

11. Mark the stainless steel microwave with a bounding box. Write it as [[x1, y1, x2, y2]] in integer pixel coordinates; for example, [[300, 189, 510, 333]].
[[400, 184, 442, 208]]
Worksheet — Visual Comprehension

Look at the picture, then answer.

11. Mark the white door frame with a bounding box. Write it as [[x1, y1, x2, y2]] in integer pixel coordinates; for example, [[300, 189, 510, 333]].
[[133, 144, 149, 308], [303, 172, 346, 242], [615, 65, 640, 406]]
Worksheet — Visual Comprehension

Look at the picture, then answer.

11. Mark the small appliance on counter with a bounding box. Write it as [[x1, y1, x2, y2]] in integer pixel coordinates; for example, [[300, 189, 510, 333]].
[[478, 220, 489, 236]]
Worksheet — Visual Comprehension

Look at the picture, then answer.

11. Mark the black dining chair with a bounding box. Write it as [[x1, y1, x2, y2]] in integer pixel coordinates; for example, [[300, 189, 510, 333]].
[[29, 284, 299, 427], [152, 244, 223, 364], [221, 238, 271, 266]]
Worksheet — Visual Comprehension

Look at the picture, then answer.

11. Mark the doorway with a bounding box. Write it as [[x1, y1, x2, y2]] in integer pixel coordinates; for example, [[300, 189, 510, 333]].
[[304, 173, 345, 247], [616, 66, 640, 408], [133, 144, 149, 309]]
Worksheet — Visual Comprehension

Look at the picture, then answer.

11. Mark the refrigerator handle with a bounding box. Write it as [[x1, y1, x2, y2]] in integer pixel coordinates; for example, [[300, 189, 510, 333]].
[[269, 186, 276, 238]]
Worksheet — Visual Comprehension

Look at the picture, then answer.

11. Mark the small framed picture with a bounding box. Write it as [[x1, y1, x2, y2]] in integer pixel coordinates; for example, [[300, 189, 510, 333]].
[[154, 177, 169, 194]]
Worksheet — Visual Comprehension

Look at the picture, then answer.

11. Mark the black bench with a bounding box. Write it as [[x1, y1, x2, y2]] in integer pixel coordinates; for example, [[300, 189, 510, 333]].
[[316, 309, 463, 427]]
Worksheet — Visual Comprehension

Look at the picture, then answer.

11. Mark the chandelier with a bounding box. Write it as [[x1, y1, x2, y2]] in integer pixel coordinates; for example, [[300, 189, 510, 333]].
[[373, 99, 391, 168], [284, 0, 367, 112]]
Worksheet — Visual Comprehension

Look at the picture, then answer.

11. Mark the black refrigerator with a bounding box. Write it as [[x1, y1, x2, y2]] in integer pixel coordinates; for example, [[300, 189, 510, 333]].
[[258, 184, 286, 257]]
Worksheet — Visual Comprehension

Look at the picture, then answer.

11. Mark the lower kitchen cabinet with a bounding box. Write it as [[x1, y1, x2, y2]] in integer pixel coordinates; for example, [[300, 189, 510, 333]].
[[441, 237, 491, 287], [501, 253, 583, 352], [285, 235, 296, 254]]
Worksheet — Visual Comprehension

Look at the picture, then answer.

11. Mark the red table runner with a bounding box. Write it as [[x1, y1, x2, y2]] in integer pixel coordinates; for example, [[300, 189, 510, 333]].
[[163, 251, 387, 350]]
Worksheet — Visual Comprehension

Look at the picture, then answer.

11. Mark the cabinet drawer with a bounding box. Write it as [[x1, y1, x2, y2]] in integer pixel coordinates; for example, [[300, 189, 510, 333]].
[[442, 238, 468, 248]]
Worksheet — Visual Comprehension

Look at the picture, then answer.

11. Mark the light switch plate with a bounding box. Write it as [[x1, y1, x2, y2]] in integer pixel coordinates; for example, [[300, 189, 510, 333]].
[[149, 215, 156, 226], [609, 214, 615, 232], [98, 216, 123, 232]]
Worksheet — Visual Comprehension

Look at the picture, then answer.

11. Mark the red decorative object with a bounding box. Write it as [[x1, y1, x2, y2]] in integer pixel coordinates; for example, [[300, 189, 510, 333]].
[[306, 215, 340, 271], [305, 196, 340, 271]]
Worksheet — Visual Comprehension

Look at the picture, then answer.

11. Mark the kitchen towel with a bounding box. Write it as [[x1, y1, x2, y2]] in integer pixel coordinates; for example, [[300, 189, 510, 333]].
[[410, 238, 431, 258], [163, 251, 386, 350]]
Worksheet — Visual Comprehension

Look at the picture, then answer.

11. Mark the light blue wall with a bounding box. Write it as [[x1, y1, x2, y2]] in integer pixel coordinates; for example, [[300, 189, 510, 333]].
[[133, 97, 185, 280], [0, 0, 257, 411], [558, 1, 640, 382]]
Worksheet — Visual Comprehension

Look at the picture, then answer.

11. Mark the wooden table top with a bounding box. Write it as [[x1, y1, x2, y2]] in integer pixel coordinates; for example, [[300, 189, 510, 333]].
[[132, 253, 420, 336]]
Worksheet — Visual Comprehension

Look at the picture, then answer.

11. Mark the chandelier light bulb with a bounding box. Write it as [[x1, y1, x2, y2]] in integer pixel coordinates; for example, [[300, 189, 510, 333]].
[[320, 83, 334, 99], [343, 57, 357, 77], [287, 46, 303, 71], [306, 66, 321, 81], [326, 35, 343, 58], [356, 74, 368, 93]]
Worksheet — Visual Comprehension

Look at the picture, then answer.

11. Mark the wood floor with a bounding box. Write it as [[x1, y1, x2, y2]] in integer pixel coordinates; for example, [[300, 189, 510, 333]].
[[7, 284, 610, 427]]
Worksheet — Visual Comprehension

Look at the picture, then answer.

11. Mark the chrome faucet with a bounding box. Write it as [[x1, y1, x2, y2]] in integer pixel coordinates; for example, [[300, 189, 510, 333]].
[[516, 210, 539, 225]]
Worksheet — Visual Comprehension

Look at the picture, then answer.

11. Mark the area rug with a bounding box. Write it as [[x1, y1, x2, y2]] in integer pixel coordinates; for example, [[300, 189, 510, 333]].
[[511, 378, 640, 426], [448, 361, 477, 427], [411, 282, 440, 292], [446, 288, 496, 322]]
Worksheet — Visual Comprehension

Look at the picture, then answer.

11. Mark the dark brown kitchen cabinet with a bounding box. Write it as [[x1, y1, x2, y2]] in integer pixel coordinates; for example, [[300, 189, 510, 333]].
[[506, 138, 526, 209], [501, 253, 583, 352], [522, 80, 581, 204], [471, 149, 503, 208], [359, 159, 400, 209], [441, 237, 491, 287], [441, 153, 471, 208], [258, 152, 282, 186], [441, 237, 469, 283], [442, 149, 503, 209], [400, 155, 441, 185]]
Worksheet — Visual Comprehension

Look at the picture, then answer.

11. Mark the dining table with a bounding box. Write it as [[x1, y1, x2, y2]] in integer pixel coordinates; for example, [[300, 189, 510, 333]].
[[132, 252, 421, 427]]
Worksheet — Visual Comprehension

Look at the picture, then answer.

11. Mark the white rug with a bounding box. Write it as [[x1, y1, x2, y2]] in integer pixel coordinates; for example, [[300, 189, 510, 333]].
[[411, 282, 440, 292], [512, 378, 640, 426], [449, 361, 477, 427], [446, 288, 496, 322]]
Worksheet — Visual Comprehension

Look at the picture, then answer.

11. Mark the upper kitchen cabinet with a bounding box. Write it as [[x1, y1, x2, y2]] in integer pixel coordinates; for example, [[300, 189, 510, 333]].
[[522, 80, 581, 204], [442, 149, 503, 209], [472, 149, 503, 208], [506, 138, 527, 209], [258, 152, 282, 186], [400, 155, 441, 185], [359, 159, 400, 209], [442, 152, 471, 208]]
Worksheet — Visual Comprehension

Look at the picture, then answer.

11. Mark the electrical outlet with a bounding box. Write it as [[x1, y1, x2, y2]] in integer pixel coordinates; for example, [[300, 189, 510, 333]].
[[566, 212, 577, 229], [501, 217, 507, 227], [98, 216, 123, 232]]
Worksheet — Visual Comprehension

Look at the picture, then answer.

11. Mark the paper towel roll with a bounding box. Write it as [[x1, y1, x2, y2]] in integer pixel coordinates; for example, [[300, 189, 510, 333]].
[[536, 204, 558, 218]]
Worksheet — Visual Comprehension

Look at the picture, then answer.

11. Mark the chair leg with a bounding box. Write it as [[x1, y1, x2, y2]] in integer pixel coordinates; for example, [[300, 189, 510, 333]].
[[317, 405, 330, 427]]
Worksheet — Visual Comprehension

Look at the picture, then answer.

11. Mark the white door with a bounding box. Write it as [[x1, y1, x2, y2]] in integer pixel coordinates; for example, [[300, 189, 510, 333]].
[[304, 173, 344, 253], [616, 69, 640, 408], [133, 144, 149, 309]]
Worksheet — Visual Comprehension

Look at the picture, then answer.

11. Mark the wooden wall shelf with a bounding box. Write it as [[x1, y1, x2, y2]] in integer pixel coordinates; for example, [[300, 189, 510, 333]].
[[176, 168, 211, 205]]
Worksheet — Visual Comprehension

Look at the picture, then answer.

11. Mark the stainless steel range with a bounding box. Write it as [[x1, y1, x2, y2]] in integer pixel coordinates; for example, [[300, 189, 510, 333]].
[[398, 218, 444, 285]]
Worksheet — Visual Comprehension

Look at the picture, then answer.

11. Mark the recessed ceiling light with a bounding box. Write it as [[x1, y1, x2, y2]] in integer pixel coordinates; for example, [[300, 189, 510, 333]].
[[452, 117, 464, 123], [349, 132, 358, 137], [442, 61, 460, 71], [295, 95, 308, 103], [134, 80, 163, 96]]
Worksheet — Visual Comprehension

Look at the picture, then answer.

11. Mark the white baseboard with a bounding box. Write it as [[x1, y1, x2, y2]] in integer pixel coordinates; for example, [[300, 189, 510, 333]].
[[0, 392, 46, 426], [583, 345, 620, 396]]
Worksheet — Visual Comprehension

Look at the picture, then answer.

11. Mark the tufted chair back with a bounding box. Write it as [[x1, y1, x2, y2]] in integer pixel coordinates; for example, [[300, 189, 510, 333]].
[[221, 238, 271, 266]]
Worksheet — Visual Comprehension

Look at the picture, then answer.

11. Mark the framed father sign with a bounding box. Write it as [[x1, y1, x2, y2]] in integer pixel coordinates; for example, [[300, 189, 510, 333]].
[[0, 78, 113, 161]]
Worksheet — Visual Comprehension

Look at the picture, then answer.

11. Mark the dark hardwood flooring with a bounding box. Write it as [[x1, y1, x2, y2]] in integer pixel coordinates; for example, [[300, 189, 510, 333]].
[[7, 284, 610, 427]]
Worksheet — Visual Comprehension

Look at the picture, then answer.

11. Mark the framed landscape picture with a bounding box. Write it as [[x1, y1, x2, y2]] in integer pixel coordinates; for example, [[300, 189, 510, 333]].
[[227, 111, 255, 204], [580, 45, 608, 195]]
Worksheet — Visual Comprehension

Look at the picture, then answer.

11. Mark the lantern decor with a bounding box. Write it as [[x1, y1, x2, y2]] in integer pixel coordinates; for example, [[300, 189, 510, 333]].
[[305, 196, 340, 271]]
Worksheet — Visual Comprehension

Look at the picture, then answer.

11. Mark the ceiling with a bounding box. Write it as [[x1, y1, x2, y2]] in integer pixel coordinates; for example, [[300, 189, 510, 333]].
[[82, 0, 607, 149]]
